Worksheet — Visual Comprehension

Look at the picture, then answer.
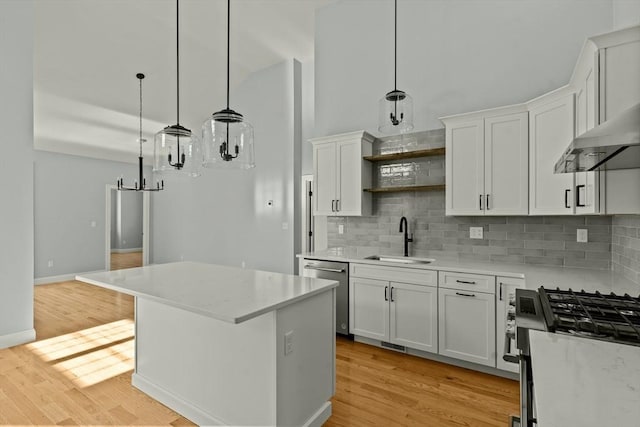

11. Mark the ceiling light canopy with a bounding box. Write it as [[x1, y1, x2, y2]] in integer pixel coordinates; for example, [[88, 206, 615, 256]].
[[378, 0, 413, 134], [202, 0, 255, 169], [154, 0, 202, 178], [117, 73, 164, 192]]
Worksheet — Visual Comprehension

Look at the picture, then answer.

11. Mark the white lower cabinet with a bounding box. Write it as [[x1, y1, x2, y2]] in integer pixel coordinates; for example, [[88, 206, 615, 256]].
[[438, 287, 496, 367], [350, 276, 438, 354]]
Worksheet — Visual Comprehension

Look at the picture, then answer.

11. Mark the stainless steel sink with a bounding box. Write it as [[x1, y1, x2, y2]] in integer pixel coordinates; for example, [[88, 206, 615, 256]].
[[364, 255, 434, 265]]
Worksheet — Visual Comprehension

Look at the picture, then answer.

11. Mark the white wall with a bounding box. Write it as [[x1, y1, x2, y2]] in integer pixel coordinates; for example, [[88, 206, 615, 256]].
[[314, 0, 614, 137], [151, 59, 302, 275], [0, 0, 35, 346], [34, 150, 151, 278], [613, 0, 640, 29]]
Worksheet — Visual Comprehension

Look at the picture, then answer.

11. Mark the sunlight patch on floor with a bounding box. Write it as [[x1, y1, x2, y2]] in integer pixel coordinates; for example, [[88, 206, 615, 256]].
[[26, 319, 135, 387]]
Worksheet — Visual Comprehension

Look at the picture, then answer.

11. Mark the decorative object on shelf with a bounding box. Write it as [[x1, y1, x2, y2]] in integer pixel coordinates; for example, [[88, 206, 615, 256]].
[[153, 0, 202, 177], [202, 0, 255, 169], [378, 0, 413, 134], [118, 73, 164, 192]]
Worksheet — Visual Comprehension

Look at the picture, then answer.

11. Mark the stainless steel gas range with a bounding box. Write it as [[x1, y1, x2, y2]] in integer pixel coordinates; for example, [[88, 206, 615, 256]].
[[511, 287, 640, 427]]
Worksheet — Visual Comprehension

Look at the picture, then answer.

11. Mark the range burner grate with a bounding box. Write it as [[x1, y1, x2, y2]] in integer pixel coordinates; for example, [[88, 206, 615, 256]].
[[539, 287, 640, 345]]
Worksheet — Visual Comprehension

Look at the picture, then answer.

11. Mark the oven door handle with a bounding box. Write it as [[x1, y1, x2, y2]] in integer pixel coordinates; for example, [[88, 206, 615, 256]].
[[502, 331, 520, 364]]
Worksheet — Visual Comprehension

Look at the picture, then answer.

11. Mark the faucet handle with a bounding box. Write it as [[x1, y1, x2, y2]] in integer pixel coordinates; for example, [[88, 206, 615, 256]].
[[408, 233, 414, 243]]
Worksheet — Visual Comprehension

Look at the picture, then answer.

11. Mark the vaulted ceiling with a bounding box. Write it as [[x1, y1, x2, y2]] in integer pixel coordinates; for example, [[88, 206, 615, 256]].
[[34, 0, 334, 161]]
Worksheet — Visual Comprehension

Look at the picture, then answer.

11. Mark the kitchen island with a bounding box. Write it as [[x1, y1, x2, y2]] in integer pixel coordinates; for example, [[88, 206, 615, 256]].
[[77, 261, 338, 427]]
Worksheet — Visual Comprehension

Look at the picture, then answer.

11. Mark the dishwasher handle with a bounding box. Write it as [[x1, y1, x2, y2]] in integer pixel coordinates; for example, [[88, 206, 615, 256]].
[[303, 265, 346, 273]]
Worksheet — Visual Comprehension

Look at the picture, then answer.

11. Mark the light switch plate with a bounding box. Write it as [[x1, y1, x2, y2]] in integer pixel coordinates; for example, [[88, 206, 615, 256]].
[[470, 227, 484, 239], [577, 229, 588, 243], [284, 331, 294, 355]]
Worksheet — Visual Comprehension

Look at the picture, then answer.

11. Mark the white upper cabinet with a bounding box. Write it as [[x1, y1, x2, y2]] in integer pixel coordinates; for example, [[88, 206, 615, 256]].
[[570, 25, 640, 214], [442, 106, 528, 216], [528, 89, 576, 215], [311, 131, 373, 216]]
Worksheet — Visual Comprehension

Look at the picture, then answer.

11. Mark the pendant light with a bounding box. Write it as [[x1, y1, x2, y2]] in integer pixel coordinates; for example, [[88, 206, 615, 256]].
[[378, 0, 413, 134], [117, 73, 164, 192], [153, 0, 202, 177], [202, 0, 255, 169]]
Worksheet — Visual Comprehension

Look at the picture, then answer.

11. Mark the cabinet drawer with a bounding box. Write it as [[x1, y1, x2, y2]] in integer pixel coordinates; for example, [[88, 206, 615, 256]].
[[438, 271, 495, 294], [350, 263, 437, 287]]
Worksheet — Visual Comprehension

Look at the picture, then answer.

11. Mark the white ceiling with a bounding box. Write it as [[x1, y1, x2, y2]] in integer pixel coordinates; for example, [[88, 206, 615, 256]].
[[34, 0, 334, 162]]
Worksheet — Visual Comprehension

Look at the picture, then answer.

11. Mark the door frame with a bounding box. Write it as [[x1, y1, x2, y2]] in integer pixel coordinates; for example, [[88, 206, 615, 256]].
[[105, 185, 150, 270]]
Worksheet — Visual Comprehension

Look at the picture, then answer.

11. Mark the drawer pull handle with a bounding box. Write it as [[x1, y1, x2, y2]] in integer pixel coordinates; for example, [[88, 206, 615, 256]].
[[456, 292, 476, 298], [456, 279, 477, 285]]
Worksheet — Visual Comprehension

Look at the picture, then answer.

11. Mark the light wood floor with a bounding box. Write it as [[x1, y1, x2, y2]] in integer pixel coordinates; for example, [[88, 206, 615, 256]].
[[110, 251, 143, 271], [0, 281, 519, 426]]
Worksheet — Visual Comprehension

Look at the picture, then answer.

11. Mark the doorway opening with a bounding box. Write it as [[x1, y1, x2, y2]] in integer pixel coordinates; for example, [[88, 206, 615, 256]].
[[105, 185, 150, 271]]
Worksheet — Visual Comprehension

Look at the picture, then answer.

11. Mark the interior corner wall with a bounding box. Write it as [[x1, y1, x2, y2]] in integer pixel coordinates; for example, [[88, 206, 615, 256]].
[[34, 150, 150, 279], [314, 0, 614, 137], [301, 60, 315, 176], [613, 0, 640, 29], [0, 0, 35, 343], [151, 59, 301, 275]]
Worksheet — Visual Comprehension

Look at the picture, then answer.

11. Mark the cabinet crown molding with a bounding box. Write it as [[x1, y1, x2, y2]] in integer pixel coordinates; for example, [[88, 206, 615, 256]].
[[309, 130, 375, 145], [439, 103, 528, 125]]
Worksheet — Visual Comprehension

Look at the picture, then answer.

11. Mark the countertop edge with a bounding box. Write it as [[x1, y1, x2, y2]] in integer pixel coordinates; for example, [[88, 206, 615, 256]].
[[76, 273, 339, 324]]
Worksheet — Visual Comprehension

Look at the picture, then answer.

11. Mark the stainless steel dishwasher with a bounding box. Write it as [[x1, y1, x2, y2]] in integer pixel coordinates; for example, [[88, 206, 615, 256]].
[[302, 259, 349, 336]]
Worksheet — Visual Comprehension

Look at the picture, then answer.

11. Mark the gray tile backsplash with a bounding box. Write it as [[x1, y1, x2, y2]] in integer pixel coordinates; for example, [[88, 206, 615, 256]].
[[326, 129, 615, 270], [612, 215, 640, 284], [328, 191, 612, 269]]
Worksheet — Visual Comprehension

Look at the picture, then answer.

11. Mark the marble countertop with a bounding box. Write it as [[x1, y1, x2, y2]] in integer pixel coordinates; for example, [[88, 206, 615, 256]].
[[77, 261, 338, 324], [298, 248, 639, 295]]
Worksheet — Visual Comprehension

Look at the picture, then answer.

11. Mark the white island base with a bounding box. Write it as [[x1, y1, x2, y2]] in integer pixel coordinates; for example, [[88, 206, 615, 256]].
[[77, 262, 337, 427]]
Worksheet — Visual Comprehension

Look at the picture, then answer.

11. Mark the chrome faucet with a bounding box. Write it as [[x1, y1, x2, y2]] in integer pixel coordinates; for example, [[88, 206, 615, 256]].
[[399, 216, 413, 257]]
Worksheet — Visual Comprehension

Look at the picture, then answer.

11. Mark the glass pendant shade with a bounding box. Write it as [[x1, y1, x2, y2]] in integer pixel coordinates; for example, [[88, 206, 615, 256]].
[[202, 109, 255, 169], [153, 124, 202, 177], [378, 89, 414, 133]]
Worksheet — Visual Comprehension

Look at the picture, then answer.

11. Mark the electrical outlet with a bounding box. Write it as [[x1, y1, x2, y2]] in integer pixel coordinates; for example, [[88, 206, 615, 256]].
[[470, 227, 484, 239], [338, 224, 344, 234], [47, 260, 54, 268], [284, 331, 294, 355], [577, 229, 588, 243]]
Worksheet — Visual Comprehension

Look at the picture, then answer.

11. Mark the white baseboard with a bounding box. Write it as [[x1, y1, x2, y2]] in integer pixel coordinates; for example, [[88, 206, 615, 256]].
[[132, 373, 225, 426], [303, 402, 332, 427], [34, 269, 106, 286], [110, 248, 143, 254], [0, 328, 36, 349]]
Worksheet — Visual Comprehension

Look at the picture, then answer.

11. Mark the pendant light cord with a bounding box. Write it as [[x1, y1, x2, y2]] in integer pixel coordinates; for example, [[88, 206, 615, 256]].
[[394, 0, 397, 91], [139, 76, 143, 157], [176, 0, 180, 125], [226, 0, 230, 110]]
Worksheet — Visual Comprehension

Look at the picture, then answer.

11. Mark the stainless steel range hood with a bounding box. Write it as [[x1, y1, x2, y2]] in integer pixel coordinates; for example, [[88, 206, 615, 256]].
[[554, 103, 640, 173]]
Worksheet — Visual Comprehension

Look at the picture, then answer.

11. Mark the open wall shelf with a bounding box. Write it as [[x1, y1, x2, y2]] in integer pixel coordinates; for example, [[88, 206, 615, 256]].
[[363, 184, 445, 193], [363, 147, 445, 162]]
